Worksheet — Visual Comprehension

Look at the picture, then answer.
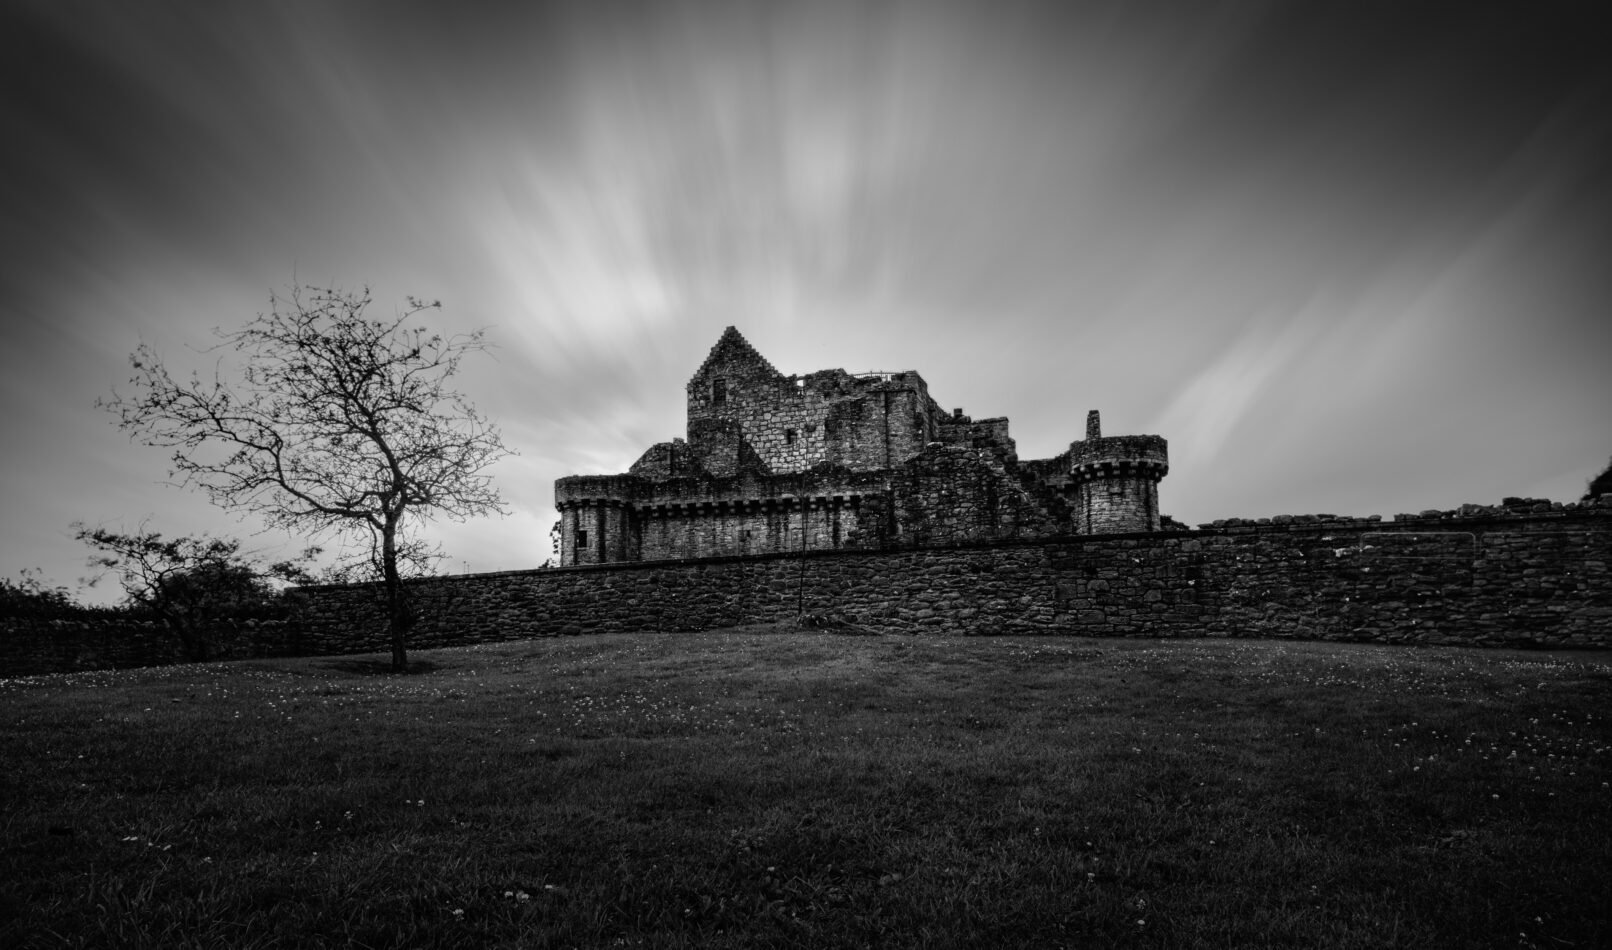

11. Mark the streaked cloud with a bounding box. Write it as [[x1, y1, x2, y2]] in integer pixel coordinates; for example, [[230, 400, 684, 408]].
[[2, 0, 1607, 599]]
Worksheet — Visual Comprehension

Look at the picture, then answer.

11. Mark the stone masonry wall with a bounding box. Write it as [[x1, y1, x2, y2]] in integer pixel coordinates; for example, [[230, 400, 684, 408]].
[[683, 329, 946, 478], [289, 500, 1611, 655], [1070, 433, 1168, 534], [687, 369, 937, 476], [637, 498, 863, 560], [11, 500, 1604, 676], [882, 444, 1060, 547], [1074, 472, 1161, 534], [558, 328, 1153, 566]]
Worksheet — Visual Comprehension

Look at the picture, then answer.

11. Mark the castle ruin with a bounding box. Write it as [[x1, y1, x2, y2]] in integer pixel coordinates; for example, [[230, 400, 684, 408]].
[[555, 327, 1170, 566]]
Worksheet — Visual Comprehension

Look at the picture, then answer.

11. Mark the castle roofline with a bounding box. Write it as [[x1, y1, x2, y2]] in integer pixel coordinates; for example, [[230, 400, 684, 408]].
[[688, 326, 782, 385]]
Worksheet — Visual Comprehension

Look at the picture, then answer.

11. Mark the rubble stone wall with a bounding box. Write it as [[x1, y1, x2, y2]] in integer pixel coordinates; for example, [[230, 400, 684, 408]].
[[637, 499, 864, 560], [883, 444, 1059, 547], [557, 329, 1169, 565], [290, 500, 1612, 655], [12, 500, 1603, 676], [684, 331, 942, 477]]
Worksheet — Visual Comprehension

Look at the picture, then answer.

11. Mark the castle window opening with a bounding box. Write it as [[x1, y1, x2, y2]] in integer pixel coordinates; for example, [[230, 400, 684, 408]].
[[785, 428, 797, 444], [713, 378, 727, 405], [576, 529, 589, 547]]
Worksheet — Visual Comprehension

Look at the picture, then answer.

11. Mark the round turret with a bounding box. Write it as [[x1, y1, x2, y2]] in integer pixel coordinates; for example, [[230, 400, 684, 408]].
[[1068, 410, 1169, 534], [555, 475, 641, 565]]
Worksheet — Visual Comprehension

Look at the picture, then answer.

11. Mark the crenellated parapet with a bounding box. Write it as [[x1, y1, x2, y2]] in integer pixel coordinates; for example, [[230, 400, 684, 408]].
[[554, 473, 642, 508], [632, 494, 867, 519], [635, 493, 871, 559], [1070, 434, 1169, 481], [554, 331, 1176, 564], [554, 462, 897, 564]]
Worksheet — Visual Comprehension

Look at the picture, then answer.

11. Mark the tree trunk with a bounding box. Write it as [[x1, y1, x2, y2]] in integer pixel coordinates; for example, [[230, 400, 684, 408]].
[[160, 606, 207, 663], [174, 621, 208, 663], [382, 520, 410, 672]]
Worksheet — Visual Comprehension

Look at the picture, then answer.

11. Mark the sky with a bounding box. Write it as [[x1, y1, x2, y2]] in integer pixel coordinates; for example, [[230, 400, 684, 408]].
[[3, 0, 1609, 604]]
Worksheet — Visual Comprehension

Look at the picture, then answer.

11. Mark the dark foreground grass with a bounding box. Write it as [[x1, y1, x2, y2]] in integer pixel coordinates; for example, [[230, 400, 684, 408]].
[[2, 630, 1609, 949]]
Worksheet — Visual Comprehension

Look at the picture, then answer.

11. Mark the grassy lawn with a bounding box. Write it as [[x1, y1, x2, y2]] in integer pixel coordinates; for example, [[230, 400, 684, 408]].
[[3, 629, 1609, 949]]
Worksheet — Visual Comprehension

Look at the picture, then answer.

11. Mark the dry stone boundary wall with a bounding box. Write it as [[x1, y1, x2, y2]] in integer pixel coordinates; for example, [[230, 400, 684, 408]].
[[292, 501, 1611, 654], [7, 502, 1605, 675]]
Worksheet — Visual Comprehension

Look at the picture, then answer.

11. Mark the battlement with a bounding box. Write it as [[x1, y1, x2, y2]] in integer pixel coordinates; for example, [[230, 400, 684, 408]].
[[554, 474, 641, 506], [554, 329, 1171, 565], [1069, 434, 1170, 479]]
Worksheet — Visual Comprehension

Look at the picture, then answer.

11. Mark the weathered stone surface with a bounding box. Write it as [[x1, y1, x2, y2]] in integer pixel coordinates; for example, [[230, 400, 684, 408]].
[[556, 329, 1168, 566], [275, 500, 1612, 656], [11, 463, 1608, 678]]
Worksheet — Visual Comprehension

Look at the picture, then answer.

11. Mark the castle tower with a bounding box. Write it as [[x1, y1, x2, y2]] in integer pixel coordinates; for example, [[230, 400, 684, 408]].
[[554, 475, 640, 566], [1069, 410, 1169, 534]]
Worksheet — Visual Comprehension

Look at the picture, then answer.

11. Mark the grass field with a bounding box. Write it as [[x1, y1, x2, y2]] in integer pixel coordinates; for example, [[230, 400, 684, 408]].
[[3, 629, 1609, 949]]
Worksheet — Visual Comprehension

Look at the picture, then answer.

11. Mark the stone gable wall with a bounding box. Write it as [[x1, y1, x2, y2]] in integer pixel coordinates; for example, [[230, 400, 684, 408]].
[[685, 338, 942, 478]]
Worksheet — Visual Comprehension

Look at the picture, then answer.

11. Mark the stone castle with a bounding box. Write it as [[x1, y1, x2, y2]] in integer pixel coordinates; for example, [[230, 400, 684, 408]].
[[555, 327, 1170, 566]]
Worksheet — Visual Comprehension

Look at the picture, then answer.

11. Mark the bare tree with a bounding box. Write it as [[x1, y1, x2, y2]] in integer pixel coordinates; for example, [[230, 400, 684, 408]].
[[101, 284, 511, 671]]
